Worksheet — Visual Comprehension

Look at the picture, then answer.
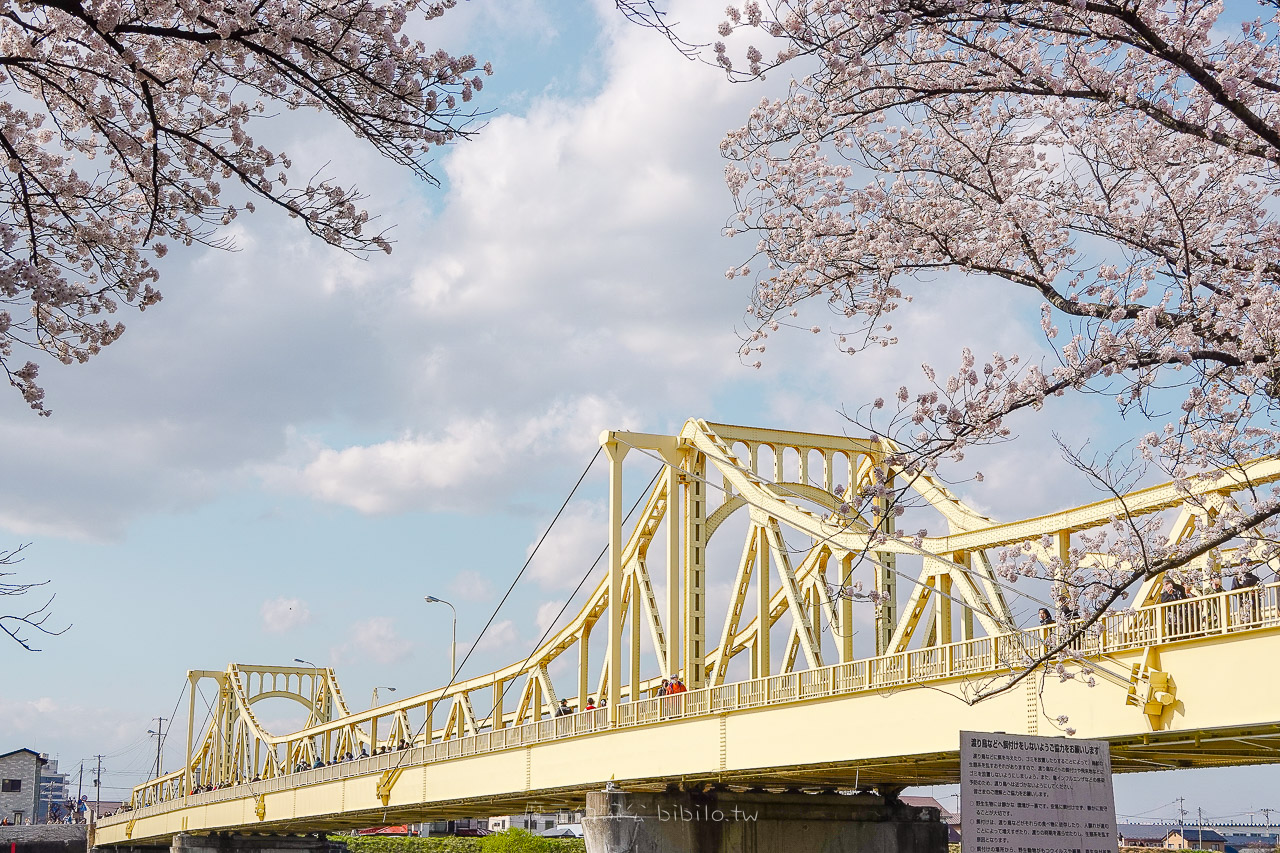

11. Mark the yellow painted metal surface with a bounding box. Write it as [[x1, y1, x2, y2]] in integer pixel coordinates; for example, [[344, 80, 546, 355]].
[[95, 420, 1280, 845], [97, 612, 1280, 844]]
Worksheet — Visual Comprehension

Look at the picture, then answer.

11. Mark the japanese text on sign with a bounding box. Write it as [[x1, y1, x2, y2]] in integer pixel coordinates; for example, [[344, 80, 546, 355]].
[[961, 730, 1117, 853]]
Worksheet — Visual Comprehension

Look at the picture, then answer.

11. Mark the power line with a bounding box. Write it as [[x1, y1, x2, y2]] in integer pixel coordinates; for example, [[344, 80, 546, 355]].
[[476, 462, 665, 731], [149, 718, 167, 779], [342, 446, 616, 777], [443, 445, 604, 689], [156, 679, 188, 775]]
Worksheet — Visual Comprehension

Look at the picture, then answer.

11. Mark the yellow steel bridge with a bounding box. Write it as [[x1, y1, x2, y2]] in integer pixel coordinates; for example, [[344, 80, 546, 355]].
[[96, 420, 1280, 845]]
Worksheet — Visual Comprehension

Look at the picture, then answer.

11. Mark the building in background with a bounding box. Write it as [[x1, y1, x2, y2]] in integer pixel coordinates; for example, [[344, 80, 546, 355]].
[[487, 811, 584, 833], [420, 819, 488, 836], [0, 748, 47, 825], [900, 796, 955, 824], [1115, 824, 1174, 847], [35, 759, 69, 822], [1165, 827, 1227, 850], [1210, 822, 1280, 849]]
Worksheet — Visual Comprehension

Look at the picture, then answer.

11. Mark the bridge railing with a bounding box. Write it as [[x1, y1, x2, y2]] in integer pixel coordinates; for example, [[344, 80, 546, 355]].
[[107, 581, 1280, 823]]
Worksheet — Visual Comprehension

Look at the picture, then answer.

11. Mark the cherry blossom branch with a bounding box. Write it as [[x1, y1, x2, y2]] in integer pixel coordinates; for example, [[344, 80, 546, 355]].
[[0, 0, 494, 412]]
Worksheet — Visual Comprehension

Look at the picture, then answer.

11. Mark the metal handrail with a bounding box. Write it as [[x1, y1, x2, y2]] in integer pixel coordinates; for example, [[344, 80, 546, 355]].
[[107, 581, 1280, 822]]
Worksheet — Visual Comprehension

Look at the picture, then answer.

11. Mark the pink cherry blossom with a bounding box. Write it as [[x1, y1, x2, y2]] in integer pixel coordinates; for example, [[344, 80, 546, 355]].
[[0, 0, 491, 413], [623, 0, 1280, 697]]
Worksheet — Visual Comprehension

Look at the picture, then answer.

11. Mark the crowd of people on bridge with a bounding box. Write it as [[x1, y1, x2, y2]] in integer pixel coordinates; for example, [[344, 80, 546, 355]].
[[289, 740, 419, 773], [550, 676, 688, 716], [1159, 568, 1261, 604], [1032, 566, 1269, 629], [1156, 568, 1267, 634], [556, 696, 606, 715], [176, 740, 420, 797], [654, 677, 688, 697]]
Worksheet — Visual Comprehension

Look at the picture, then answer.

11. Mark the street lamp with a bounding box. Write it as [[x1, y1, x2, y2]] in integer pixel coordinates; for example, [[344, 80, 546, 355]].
[[294, 658, 323, 711], [423, 596, 457, 681], [294, 659, 322, 762], [146, 718, 165, 779], [294, 658, 320, 698], [371, 686, 396, 708]]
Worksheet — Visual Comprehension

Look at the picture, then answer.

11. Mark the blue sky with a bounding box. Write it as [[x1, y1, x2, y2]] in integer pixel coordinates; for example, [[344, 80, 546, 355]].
[[1, 0, 1275, 825]]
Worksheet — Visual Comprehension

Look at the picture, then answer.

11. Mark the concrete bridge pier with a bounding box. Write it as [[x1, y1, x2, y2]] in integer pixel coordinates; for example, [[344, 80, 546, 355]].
[[582, 787, 947, 853], [168, 834, 339, 853]]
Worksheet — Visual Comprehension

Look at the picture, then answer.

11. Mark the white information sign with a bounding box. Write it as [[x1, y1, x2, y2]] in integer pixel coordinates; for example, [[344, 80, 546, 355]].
[[961, 730, 1117, 853]]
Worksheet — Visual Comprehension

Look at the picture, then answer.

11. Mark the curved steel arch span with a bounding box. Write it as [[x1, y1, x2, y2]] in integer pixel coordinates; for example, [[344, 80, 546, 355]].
[[110, 419, 1280, 839]]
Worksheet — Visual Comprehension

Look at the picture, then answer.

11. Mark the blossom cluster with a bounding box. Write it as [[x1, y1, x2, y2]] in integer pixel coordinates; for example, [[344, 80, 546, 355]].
[[597, 0, 1280, 695], [697, 1, 1280, 587], [0, 0, 490, 411]]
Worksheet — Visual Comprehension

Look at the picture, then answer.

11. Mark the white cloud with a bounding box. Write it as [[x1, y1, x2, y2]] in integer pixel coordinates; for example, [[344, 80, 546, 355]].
[[260, 597, 312, 634], [0, 0, 1265, 816], [535, 600, 566, 633], [526, 503, 606, 589], [0, 696, 147, 762], [267, 395, 637, 514], [449, 569, 495, 603], [472, 619, 519, 654], [0, 0, 769, 539], [339, 617, 414, 665]]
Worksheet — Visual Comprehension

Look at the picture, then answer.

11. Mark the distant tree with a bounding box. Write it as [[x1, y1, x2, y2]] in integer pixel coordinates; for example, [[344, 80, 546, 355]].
[[621, 0, 1280, 697], [1, 544, 66, 650], [0, 0, 491, 413], [480, 829, 564, 853]]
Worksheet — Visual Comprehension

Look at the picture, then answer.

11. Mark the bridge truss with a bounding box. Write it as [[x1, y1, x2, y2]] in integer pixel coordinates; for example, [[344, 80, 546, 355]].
[[126, 419, 1280, 817]]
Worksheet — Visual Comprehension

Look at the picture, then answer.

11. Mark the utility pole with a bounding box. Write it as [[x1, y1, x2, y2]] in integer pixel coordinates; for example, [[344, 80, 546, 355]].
[[93, 755, 102, 821], [76, 762, 82, 802], [150, 717, 167, 779], [1177, 796, 1186, 839], [1262, 807, 1275, 828], [1197, 806, 1204, 848]]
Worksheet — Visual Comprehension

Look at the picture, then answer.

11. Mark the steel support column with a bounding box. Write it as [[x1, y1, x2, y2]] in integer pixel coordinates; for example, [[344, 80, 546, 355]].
[[603, 435, 628, 717], [683, 451, 707, 688]]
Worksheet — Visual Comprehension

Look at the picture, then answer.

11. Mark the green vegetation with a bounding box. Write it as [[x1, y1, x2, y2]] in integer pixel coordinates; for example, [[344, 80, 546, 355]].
[[335, 831, 585, 853], [336, 836, 479, 853], [480, 829, 583, 853]]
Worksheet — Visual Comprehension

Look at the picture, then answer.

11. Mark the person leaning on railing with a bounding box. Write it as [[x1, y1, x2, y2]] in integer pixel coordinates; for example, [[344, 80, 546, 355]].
[[1200, 575, 1226, 630], [1232, 567, 1261, 590], [1230, 565, 1264, 625], [1160, 577, 1189, 635]]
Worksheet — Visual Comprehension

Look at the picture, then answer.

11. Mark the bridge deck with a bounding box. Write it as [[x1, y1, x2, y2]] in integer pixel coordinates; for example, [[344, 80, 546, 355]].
[[96, 587, 1280, 845]]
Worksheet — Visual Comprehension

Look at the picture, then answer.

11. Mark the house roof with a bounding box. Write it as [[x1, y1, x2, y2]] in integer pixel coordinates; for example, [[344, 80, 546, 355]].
[[540, 825, 583, 838], [1172, 828, 1228, 842], [1118, 824, 1176, 841], [0, 749, 46, 764], [1224, 832, 1280, 844], [901, 796, 955, 820]]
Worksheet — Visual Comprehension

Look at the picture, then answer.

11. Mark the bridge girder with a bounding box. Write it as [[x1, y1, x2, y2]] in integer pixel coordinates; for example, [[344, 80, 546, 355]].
[[123, 419, 1280, 817]]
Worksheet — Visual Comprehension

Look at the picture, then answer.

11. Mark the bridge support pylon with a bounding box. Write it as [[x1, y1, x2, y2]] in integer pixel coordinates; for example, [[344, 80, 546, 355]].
[[582, 787, 945, 853], [168, 834, 337, 853]]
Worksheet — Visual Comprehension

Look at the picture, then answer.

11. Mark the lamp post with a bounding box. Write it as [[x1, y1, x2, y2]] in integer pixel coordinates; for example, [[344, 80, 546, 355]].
[[294, 658, 321, 760], [146, 717, 166, 779], [294, 657, 320, 705], [424, 596, 457, 681], [371, 686, 396, 708]]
